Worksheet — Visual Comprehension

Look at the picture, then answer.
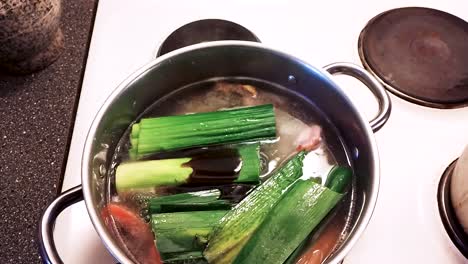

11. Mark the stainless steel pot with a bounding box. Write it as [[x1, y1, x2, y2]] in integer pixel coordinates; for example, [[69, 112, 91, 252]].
[[39, 41, 391, 264]]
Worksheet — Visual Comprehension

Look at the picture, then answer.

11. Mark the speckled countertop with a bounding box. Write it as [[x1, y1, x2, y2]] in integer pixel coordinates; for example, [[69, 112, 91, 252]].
[[0, 1, 97, 263]]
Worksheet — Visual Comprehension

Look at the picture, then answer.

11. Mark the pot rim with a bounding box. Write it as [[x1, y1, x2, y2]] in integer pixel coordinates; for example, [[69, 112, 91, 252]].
[[81, 40, 380, 264]]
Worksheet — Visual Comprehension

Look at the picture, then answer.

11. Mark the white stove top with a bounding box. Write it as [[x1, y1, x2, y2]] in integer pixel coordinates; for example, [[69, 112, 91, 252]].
[[54, 0, 468, 263]]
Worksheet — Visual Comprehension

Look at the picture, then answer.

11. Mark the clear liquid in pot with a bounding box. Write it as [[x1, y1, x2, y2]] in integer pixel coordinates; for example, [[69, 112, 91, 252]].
[[105, 77, 356, 264]]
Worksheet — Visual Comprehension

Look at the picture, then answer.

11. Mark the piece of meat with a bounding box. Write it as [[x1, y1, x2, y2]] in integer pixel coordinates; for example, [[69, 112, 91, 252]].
[[240, 84, 258, 98], [102, 203, 162, 264], [214, 82, 259, 106], [295, 125, 322, 152], [214, 82, 257, 98]]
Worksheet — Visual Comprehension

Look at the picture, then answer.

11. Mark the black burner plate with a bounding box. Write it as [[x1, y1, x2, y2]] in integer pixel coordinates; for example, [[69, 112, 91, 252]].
[[157, 19, 260, 57], [359, 7, 468, 108]]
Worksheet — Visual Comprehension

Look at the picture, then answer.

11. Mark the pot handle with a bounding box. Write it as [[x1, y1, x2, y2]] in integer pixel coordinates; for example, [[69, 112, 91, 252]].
[[324, 62, 391, 132], [38, 185, 83, 264]]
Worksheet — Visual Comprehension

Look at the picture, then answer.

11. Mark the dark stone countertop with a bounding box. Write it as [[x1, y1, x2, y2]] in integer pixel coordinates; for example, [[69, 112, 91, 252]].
[[0, 1, 97, 263]]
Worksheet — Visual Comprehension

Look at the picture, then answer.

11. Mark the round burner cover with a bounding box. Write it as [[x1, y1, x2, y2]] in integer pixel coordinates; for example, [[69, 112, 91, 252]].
[[359, 7, 468, 108]]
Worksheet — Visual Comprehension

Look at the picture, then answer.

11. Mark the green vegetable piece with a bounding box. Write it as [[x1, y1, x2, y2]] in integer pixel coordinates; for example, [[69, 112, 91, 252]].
[[116, 158, 192, 192], [236, 143, 261, 183], [204, 152, 307, 264], [310, 176, 322, 184], [129, 104, 276, 158], [151, 210, 228, 254], [116, 144, 261, 193], [325, 165, 353, 193], [233, 179, 343, 264], [148, 189, 222, 214], [149, 189, 221, 203], [284, 166, 352, 264]]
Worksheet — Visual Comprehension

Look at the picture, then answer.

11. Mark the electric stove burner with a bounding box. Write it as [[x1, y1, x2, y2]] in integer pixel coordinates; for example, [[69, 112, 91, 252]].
[[359, 7, 468, 108], [438, 159, 468, 258], [157, 19, 260, 57]]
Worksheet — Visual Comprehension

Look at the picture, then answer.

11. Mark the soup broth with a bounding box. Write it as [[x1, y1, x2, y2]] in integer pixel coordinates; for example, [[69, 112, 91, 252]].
[[105, 78, 356, 264]]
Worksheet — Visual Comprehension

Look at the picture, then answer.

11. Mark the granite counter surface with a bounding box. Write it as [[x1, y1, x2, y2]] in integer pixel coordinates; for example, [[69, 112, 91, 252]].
[[0, 1, 97, 263]]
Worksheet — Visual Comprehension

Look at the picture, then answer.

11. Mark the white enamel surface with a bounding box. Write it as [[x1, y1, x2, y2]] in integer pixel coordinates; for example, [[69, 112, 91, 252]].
[[54, 0, 468, 263]]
